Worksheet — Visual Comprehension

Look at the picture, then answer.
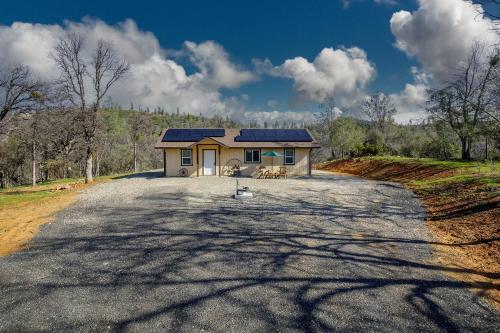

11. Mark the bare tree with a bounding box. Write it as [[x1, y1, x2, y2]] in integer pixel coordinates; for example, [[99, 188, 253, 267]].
[[53, 34, 129, 183], [0, 65, 42, 128], [427, 44, 499, 160], [362, 92, 397, 130]]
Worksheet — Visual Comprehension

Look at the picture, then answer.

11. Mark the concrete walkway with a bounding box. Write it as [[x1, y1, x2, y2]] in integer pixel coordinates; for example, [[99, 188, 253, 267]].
[[0, 171, 498, 332]]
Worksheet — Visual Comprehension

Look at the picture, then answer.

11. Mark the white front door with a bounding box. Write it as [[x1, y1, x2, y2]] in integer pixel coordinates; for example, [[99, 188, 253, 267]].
[[203, 150, 216, 176]]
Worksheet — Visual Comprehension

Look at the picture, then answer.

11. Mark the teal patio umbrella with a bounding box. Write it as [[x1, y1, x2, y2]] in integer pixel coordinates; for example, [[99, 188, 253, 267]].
[[261, 150, 282, 172]]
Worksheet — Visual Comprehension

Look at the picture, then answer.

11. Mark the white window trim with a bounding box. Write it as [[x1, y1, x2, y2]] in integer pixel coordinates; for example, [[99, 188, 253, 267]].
[[181, 149, 193, 166], [284, 148, 295, 165]]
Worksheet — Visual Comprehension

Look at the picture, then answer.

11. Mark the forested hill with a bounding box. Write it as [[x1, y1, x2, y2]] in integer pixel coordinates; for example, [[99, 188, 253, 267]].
[[0, 108, 245, 187]]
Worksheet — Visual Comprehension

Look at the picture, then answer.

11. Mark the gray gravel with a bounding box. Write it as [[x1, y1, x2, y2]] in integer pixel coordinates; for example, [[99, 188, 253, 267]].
[[0, 170, 498, 332]]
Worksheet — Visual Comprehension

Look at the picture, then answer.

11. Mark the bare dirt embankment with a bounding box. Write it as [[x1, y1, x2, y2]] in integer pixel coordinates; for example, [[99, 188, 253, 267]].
[[316, 157, 500, 309]]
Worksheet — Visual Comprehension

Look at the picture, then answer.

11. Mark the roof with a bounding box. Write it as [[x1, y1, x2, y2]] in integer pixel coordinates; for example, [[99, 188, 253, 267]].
[[155, 128, 321, 149]]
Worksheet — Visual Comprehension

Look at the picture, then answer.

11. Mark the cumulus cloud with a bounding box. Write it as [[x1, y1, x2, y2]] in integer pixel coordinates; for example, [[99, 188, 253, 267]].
[[183, 40, 256, 89], [390, 67, 429, 123], [256, 46, 375, 103], [0, 18, 254, 117], [390, 0, 499, 82]]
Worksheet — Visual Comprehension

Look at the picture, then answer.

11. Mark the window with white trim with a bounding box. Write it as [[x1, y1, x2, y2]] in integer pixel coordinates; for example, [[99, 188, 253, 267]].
[[244, 149, 261, 163], [181, 149, 192, 166], [284, 148, 295, 165]]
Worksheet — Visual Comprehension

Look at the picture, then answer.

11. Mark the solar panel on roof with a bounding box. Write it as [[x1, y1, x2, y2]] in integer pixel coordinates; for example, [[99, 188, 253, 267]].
[[162, 128, 225, 142], [234, 129, 313, 142]]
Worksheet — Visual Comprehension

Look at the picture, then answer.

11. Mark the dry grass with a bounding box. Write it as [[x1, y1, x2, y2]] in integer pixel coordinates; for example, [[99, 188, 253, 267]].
[[0, 191, 77, 256], [0, 174, 126, 256], [316, 157, 500, 310]]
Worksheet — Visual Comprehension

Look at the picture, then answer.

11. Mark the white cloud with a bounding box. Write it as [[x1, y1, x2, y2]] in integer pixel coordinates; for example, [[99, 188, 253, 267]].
[[391, 83, 428, 123], [183, 40, 256, 89], [390, 67, 429, 123], [0, 22, 63, 77], [0, 18, 254, 118], [257, 46, 375, 103], [243, 110, 316, 125], [390, 0, 499, 82]]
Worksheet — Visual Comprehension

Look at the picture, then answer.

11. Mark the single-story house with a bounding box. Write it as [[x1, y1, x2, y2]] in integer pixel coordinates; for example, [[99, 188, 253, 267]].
[[155, 128, 320, 177]]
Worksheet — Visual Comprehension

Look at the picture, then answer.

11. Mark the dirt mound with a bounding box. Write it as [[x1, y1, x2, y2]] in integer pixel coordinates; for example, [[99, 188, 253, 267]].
[[316, 158, 454, 181]]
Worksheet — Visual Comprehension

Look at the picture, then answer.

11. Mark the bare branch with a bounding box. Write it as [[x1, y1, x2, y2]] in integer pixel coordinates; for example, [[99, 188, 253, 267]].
[[90, 40, 130, 111], [0, 65, 44, 125], [52, 33, 87, 111]]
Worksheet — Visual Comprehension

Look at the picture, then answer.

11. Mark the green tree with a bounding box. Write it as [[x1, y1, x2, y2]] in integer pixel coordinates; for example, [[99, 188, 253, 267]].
[[330, 117, 365, 159]]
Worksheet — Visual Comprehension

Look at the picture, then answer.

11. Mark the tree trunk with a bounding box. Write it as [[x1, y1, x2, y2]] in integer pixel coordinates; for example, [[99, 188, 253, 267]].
[[485, 136, 488, 160], [133, 140, 137, 172], [85, 146, 93, 183], [95, 152, 100, 177], [466, 137, 472, 160], [460, 137, 471, 160], [0, 171, 4, 189], [32, 139, 36, 186], [63, 157, 68, 179]]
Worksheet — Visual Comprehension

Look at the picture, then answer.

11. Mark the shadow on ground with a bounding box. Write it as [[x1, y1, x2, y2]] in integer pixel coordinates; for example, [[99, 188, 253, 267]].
[[113, 171, 164, 180], [0, 172, 498, 332]]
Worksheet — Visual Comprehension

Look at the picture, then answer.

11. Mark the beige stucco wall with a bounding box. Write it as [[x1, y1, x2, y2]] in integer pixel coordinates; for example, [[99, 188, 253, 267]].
[[164, 148, 197, 177], [163, 146, 311, 177]]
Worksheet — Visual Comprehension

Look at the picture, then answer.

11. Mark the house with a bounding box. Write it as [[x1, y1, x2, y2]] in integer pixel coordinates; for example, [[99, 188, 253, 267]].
[[155, 128, 320, 177]]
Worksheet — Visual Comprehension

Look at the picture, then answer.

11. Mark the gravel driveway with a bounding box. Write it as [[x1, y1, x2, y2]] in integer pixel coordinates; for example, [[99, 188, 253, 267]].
[[0, 171, 498, 332]]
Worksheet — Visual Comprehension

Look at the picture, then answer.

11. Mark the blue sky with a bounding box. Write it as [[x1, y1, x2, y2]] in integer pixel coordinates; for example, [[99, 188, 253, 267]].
[[0, 0, 497, 123]]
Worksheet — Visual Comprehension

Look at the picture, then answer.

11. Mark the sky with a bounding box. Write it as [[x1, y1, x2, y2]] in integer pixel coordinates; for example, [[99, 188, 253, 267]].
[[0, 0, 498, 124]]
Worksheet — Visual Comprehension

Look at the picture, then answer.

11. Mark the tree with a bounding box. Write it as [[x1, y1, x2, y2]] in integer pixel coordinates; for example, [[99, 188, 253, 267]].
[[128, 110, 150, 172], [427, 44, 499, 160], [0, 65, 42, 128], [362, 92, 397, 131], [29, 91, 48, 186], [330, 117, 364, 159], [316, 96, 341, 158], [46, 108, 83, 179], [53, 34, 129, 183]]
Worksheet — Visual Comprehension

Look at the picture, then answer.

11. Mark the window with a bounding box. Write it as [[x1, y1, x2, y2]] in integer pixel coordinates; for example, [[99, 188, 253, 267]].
[[244, 149, 260, 163], [181, 149, 192, 166], [284, 148, 295, 165]]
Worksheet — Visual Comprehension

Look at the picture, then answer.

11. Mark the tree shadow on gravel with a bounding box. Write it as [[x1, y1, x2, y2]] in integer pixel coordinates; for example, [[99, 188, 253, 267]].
[[0, 179, 498, 332], [113, 171, 164, 180]]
